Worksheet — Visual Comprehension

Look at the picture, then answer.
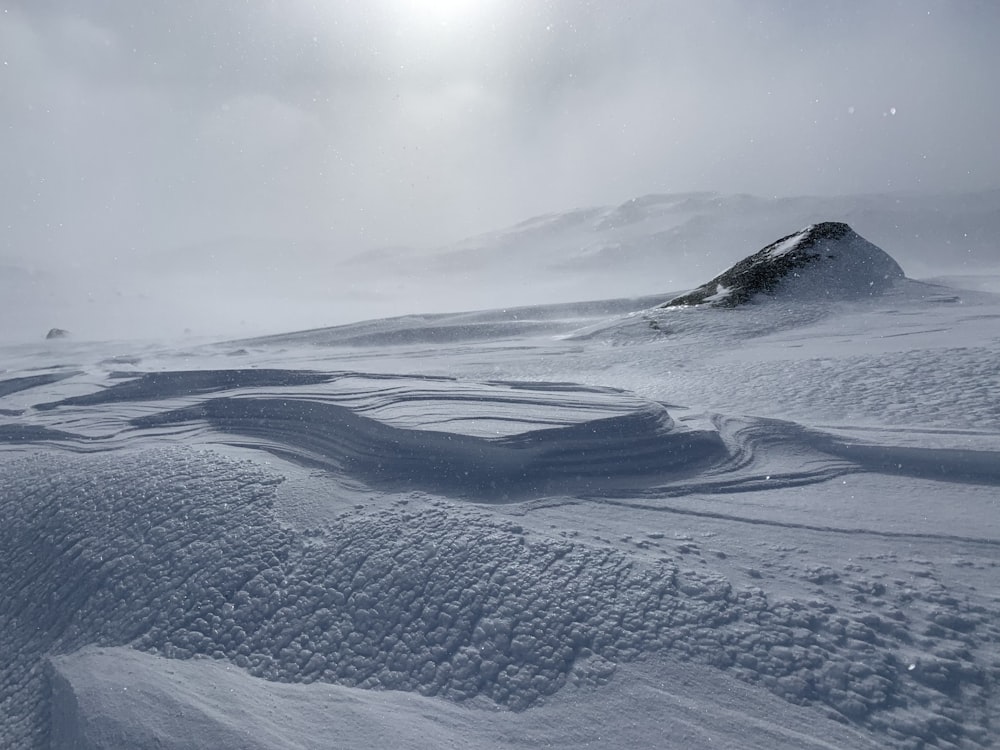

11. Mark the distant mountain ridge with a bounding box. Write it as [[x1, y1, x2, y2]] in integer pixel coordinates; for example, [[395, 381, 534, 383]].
[[661, 222, 905, 308]]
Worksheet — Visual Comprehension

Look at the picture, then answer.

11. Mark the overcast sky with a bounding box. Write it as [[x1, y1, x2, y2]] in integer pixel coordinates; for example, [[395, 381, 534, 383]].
[[4, 0, 1000, 267]]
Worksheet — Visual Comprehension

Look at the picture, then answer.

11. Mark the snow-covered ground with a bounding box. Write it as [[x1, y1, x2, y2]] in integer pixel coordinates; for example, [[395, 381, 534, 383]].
[[2, 224, 1000, 748]]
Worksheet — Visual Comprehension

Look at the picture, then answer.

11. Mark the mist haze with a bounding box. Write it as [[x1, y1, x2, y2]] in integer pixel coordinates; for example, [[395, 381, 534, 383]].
[[3, 1, 1000, 340]]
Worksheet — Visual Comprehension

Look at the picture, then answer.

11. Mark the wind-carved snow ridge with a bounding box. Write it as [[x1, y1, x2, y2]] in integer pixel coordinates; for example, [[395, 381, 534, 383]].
[[662, 222, 906, 308], [26, 369, 727, 501], [132, 398, 724, 502], [21, 368, 1000, 502], [2, 449, 997, 749]]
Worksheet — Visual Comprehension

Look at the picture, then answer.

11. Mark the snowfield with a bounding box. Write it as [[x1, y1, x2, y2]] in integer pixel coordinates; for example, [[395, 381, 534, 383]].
[[2, 225, 999, 749]]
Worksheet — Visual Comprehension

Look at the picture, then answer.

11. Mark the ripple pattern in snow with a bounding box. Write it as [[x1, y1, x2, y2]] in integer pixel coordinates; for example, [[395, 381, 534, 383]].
[[25, 370, 728, 501]]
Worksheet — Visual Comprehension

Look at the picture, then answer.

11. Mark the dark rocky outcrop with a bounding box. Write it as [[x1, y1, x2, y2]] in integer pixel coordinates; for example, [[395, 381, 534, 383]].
[[45, 328, 70, 340], [661, 222, 904, 308]]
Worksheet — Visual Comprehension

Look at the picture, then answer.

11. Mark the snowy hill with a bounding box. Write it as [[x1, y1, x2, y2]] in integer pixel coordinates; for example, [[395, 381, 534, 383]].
[[372, 189, 1000, 302], [3, 189, 999, 343], [662, 222, 905, 307]]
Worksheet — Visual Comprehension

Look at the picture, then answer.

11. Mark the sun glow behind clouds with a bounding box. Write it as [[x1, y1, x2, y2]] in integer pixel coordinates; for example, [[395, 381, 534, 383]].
[[379, 0, 519, 67], [389, 0, 500, 32], [287, 0, 518, 74]]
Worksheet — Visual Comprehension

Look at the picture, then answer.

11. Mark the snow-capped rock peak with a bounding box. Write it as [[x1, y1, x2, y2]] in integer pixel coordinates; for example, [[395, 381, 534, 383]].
[[661, 221, 905, 308]]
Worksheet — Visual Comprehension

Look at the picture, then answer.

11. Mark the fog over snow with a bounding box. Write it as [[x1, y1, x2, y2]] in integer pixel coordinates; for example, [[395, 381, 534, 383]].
[[3, 188, 1000, 342], [3, 1, 1000, 340]]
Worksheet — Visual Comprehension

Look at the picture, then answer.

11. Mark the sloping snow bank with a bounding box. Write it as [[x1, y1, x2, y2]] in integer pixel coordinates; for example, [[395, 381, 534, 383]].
[[49, 646, 881, 750]]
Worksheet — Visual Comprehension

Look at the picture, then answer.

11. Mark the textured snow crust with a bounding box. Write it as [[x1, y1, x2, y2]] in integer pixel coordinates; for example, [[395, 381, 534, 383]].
[[2, 449, 997, 749]]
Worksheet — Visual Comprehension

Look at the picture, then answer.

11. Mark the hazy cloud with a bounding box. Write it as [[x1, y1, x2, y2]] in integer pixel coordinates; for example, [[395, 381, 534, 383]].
[[3, 0, 999, 268]]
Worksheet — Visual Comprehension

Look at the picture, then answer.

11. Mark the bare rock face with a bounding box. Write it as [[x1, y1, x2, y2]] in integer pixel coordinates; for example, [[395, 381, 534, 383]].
[[661, 222, 905, 308], [45, 328, 70, 340]]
